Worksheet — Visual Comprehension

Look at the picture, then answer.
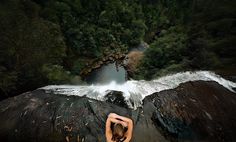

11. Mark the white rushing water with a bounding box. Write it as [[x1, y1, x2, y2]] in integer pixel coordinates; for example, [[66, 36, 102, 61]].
[[42, 71, 236, 109]]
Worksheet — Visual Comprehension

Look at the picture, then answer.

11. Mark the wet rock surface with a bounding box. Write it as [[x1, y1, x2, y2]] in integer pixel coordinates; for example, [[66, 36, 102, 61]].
[[144, 81, 236, 142], [104, 91, 129, 109], [0, 81, 236, 142], [0, 90, 131, 142]]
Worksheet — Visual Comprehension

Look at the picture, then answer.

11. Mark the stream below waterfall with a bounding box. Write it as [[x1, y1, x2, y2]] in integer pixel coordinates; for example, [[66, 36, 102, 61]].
[[85, 62, 127, 84], [84, 43, 147, 84]]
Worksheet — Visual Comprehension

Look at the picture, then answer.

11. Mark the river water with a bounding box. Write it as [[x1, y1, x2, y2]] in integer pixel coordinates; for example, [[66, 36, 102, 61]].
[[85, 62, 127, 84], [85, 44, 147, 84]]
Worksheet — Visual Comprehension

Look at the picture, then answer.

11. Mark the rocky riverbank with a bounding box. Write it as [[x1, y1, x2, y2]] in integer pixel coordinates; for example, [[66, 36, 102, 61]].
[[123, 51, 144, 78], [123, 42, 148, 78], [80, 42, 149, 80], [80, 53, 126, 77], [0, 80, 235, 142]]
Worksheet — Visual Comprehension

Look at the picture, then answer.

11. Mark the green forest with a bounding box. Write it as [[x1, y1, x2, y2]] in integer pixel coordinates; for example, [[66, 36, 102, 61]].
[[0, 0, 235, 99]]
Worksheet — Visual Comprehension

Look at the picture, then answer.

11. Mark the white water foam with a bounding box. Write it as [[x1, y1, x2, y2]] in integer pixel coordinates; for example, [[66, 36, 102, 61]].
[[41, 71, 236, 109]]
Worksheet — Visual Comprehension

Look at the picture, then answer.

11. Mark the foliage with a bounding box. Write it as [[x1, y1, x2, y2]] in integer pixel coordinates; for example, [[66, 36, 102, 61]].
[[37, 0, 146, 66], [134, 26, 188, 79], [0, 0, 69, 97], [41, 64, 71, 84], [0, 0, 236, 98], [134, 0, 236, 79]]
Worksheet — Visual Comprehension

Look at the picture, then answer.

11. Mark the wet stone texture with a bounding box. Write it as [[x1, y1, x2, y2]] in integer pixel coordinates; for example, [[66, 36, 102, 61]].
[[0, 90, 131, 142], [104, 91, 129, 109], [144, 81, 236, 142], [0, 81, 236, 142]]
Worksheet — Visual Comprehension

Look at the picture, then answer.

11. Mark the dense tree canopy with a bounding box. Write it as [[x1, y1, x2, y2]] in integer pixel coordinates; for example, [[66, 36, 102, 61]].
[[0, 0, 69, 97], [0, 0, 235, 98], [134, 0, 236, 79]]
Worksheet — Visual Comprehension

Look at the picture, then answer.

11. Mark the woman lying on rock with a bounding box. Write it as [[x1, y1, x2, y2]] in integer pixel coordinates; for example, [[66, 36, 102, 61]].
[[106, 113, 133, 142]]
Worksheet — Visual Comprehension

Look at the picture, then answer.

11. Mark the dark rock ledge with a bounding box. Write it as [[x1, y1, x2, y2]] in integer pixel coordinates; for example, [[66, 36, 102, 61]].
[[0, 81, 236, 142]]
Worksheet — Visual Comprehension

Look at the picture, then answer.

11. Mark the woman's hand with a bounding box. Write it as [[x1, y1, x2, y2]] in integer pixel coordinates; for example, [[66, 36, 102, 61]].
[[110, 113, 132, 124], [108, 113, 128, 127], [120, 121, 128, 127]]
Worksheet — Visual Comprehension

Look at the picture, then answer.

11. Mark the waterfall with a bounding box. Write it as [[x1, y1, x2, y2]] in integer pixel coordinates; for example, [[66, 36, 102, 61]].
[[41, 71, 236, 109]]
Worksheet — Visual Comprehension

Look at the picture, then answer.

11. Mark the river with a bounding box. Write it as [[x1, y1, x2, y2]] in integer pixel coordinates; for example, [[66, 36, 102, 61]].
[[85, 43, 147, 84], [85, 61, 127, 84]]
